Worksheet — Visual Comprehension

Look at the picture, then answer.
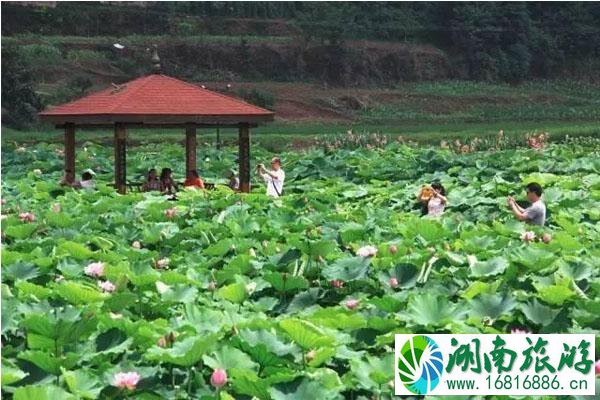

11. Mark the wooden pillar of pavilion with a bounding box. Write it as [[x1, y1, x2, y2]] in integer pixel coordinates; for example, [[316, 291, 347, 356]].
[[185, 124, 197, 176], [64, 123, 76, 185], [238, 124, 250, 193], [114, 123, 127, 194]]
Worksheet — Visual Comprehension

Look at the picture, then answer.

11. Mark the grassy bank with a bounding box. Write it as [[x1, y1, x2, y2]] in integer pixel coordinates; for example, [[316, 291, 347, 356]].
[[3, 120, 598, 152]]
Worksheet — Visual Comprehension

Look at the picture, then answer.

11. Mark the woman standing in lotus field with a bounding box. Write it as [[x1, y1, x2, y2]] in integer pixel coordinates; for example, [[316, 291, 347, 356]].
[[417, 182, 448, 216]]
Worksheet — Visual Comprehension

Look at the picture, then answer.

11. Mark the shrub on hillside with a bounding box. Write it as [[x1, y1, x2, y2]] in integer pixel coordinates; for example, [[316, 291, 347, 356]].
[[19, 44, 62, 80], [1, 47, 43, 129], [236, 87, 275, 110], [67, 49, 109, 65]]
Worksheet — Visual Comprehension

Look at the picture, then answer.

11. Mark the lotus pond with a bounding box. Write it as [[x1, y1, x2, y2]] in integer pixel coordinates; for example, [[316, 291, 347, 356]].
[[1, 140, 599, 399]]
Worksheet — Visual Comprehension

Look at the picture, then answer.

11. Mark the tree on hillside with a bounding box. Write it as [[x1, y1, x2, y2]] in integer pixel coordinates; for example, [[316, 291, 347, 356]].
[[1, 47, 43, 130]]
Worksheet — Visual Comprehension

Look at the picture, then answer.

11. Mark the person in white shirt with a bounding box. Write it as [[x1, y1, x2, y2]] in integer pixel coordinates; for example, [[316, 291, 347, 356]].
[[507, 182, 546, 226], [257, 157, 285, 197]]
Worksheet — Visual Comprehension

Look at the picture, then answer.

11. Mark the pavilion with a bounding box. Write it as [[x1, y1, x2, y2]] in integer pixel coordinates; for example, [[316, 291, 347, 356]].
[[38, 50, 274, 194]]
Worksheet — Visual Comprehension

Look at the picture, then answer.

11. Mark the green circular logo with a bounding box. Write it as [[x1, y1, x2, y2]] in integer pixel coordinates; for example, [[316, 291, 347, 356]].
[[397, 335, 444, 395]]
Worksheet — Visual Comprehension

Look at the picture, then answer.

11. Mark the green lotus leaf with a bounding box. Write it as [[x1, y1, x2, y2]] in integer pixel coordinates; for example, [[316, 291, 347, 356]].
[[145, 334, 219, 367], [279, 318, 336, 350], [2, 364, 28, 386], [218, 282, 248, 304], [14, 385, 75, 400], [62, 368, 103, 399], [470, 256, 509, 277], [264, 272, 308, 293], [322, 256, 370, 281]]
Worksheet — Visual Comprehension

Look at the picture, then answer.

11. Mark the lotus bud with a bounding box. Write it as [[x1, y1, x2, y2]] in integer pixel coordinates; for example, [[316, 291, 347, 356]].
[[541, 233, 552, 243], [132, 240, 141, 249], [208, 281, 216, 291], [521, 231, 536, 242], [113, 371, 141, 391], [19, 212, 36, 223], [155, 258, 170, 269], [443, 242, 451, 251], [210, 369, 227, 388], [306, 349, 316, 362], [246, 282, 257, 295], [595, 360, 600, 375], [157, 336, 168, 348], [164, 208, 177, 218], [345, 299, 359, 310], [33, 169, 42, 176], [356, 245, 377, 258], [330, 279, 344, 289], [262, 240, 269, 248], [98, 280, 116, 293], [510, 327, 530, 334], [389, 244, 398, 254], [389, 277, 399, 288], [249, 248, 256, 257], [84, 262, 105, 277], [51, 203, 61, 213]]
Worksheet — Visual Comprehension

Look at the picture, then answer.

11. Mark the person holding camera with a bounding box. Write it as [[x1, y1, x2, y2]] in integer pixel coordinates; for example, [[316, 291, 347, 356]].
[[507, 182, 546, 226], [257, 157, 285, 197]]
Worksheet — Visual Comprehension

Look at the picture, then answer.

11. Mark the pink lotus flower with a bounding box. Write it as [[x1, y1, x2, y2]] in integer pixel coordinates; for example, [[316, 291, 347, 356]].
[[389, 244, 398, 255], [210, 369, 227, 388], [510, 327, 530, 334], [330, 279, 344, 289], [542, 233, 552, 243], [389, 277, 399, 288], [98, 280, 116, 293], [84, 262, 105, 277], [345, 299, 359, 310], [132, 241, 141, 249], [164, 208, 177, 218], [155, 258, 170, 269], [595, 360, 600, 375], [51, 203, 61, 213], [19, 212, 35, 223], [113, 371, 141, 390], [356, 245, 377, 258], [521, 231, 536, 242], [157, 336, 167, 348]]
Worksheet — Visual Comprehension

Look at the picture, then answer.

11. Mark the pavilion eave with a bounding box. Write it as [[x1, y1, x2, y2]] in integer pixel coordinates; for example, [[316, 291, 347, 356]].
[[39, 113, 274, 127]]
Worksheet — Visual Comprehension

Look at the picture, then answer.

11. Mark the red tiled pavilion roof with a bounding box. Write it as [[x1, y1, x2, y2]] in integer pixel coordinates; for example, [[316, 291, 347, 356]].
[[39, 74, 274, 126]]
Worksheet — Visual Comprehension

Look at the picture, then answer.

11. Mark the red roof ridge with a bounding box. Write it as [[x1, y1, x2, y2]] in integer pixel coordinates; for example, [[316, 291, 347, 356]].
[[158, 74, 273, 114], [107, 75, 155, 114]]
